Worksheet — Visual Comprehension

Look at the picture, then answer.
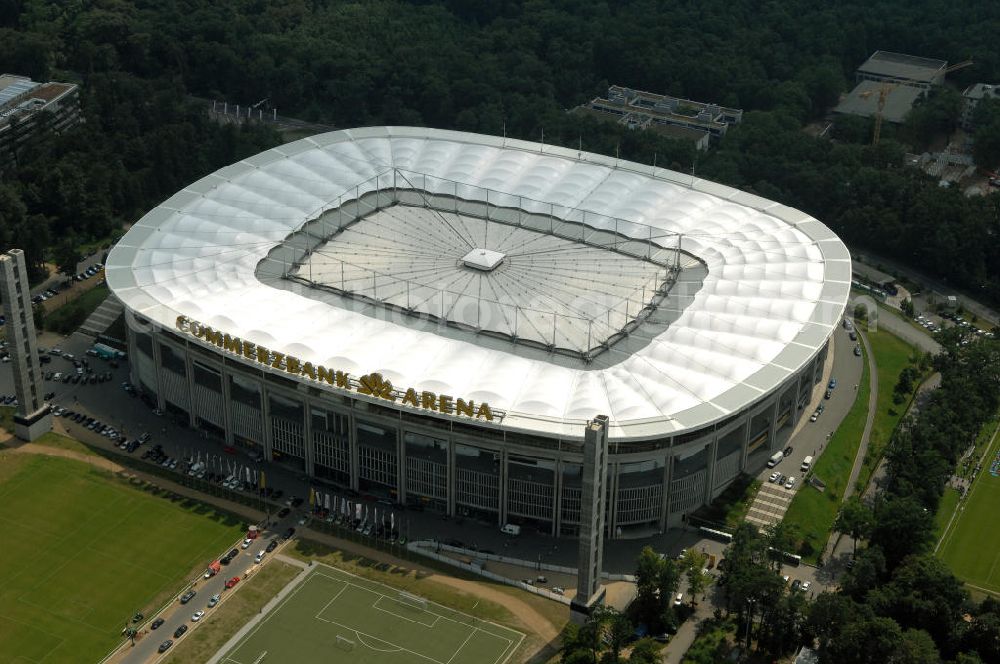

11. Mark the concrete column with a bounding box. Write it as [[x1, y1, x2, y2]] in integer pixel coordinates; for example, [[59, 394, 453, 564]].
[[182, 347, 196, 428], [0, 249, 51, 441], [126, 322, 139, 390], [151, 332, 166, 411], [498, 448, 509, 526], [348, 412, 360, 491], [396, 427, 406, 505], [572, 415, 609, 622], [607, 462, 620, 538], [261, 383, 273, 461], [705, 438, 719, 502], [303, 400, 315, 476], [660, 452, 673, 530], [552, 458, 563, 536], [446, 438, 456, 516], [221, 368, 235, 445]]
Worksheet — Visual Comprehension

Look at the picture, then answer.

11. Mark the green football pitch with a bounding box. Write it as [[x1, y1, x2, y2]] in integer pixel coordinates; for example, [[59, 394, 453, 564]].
[[937, 425, 1000, 595], [0, 453, 244, 663], [221, 564, 524, 664]]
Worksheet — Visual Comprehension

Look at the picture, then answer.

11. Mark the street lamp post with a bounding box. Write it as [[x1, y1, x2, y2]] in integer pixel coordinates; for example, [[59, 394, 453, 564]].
[[744, 598, 756, 651]]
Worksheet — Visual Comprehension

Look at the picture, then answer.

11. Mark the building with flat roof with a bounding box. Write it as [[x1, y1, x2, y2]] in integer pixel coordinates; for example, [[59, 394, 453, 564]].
[[961, 83, 1000, 130], [575, 85, 742, 149], [0, 73, 80, 168], [856, 51, 947, 90], [108, 126, 848, 538], [834, 80, 924, 124]]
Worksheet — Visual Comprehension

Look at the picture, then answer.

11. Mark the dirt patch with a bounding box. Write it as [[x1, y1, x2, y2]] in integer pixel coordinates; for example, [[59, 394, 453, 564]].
[[8, 441, 124, 471], [429, 574, 560, 643]]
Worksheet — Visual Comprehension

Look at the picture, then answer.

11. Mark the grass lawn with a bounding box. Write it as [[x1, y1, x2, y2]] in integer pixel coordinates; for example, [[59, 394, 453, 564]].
[[679, 618, 735, 664], [0, 452, 245, 663], [693, 473, 761, 529], [782, 345, 870, 561], [221, 563, 524, 664], [937, 425, 1000, 596], [163, 560, 300, 664], [44, 283, 109, 334], [287, 540, 566, 658], [854, 327, 924, 492], [933, 487, 961, 543]]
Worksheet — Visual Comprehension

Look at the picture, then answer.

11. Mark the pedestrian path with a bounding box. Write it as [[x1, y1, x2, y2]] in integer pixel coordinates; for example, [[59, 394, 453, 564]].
[[79, 293, 122, 337], [745, 482, 796, 528]]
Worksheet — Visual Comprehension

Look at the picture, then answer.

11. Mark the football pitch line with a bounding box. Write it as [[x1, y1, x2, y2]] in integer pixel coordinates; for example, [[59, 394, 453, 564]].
[[223, 564, 524, 664], [312, 572, 512, 664], [937, 421, 1000, 554]]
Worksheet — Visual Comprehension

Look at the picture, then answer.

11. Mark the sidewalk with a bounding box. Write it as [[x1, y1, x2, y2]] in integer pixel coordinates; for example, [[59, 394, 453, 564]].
[[820, 329, 878, 561]]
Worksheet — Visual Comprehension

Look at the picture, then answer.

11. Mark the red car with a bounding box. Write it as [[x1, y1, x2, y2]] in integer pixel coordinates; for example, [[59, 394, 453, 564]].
[[225, 576, 240, 589]]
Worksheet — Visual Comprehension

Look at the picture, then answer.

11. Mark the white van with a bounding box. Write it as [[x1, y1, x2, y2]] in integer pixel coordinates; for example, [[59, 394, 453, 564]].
[[800, 456, 814, 472], [766, 451, 784, 468], [501, 523, 521, 536]]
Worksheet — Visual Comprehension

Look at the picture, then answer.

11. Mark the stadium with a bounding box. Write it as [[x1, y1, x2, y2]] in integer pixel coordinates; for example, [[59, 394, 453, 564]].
[[106, 126, 850, 537]]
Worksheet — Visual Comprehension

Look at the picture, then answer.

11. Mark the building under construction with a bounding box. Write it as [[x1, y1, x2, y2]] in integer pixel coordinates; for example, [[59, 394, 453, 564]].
[[834, 51, 963, 135]]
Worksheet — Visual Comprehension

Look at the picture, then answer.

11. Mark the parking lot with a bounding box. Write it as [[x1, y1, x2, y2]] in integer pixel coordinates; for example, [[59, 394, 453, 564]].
[[0, 325, 864, 585]]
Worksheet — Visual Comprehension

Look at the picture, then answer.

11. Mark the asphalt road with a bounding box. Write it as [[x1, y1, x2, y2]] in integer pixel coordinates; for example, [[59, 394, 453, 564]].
[[120, 526, 294, 664], [1, 325, 865, 575]]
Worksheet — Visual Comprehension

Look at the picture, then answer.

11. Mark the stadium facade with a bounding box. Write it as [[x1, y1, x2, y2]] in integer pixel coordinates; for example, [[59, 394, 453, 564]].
[[107, 127, 850, 537]]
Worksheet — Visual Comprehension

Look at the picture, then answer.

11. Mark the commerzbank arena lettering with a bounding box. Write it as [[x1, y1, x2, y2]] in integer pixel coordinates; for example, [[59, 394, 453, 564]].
[[175, 315, 495, 421]]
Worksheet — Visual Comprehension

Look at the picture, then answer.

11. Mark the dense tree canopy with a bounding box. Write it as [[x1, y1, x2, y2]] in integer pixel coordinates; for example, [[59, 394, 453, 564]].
[[1, 0, 998, 295]]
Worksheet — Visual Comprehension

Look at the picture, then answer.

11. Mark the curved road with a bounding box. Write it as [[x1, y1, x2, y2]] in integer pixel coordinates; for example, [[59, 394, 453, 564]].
[[821, 328, 878, 562]]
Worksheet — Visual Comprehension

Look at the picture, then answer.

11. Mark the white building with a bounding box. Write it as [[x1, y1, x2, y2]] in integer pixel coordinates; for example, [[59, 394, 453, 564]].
[[107, 127, 849, 537]]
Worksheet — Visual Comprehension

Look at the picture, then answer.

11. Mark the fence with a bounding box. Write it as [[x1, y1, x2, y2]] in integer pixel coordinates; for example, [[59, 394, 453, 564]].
[[406, 540, 635, 605]]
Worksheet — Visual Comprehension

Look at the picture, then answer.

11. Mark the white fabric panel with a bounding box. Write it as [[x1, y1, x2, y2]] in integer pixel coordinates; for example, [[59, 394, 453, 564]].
[[108, 127, 849, 439]]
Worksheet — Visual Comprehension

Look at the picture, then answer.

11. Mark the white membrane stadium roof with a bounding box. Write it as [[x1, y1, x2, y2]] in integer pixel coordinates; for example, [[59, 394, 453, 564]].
[[107, 127, 851, 441]]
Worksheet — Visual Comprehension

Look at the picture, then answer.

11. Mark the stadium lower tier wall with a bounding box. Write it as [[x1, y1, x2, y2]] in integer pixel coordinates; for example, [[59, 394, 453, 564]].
[[127, 318, 828, 538]]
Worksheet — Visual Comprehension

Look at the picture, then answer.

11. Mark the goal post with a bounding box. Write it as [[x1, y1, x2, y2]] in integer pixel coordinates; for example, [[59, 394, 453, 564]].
[[336, 635, 355, 651], [398, 590, 428, 611]]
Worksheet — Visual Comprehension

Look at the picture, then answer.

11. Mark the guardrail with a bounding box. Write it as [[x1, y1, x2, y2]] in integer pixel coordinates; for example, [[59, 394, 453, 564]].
[[405, 540, 635, 604]]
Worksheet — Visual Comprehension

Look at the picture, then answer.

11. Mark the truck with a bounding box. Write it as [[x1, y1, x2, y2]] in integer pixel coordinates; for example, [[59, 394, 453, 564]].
[[767, 451, 784, 468], [204, 560, 221, 578], [500, 523, 521, 536], [91, 342, 126, 360]]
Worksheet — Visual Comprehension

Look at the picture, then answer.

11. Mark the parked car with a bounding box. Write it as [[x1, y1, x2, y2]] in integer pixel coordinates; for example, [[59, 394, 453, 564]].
[[173, 624, 187, 638], [673, 593, 683, 606], [150, 618, 164, 630], [783, 446, 793, 457], [854, 344, 862, 357], [158, 640, 173, 653], [191, 610, 205, 622], [225, 576, 240, 589], [180, 590, 196, 604], [283, 527, 295, 540], [790, 579, 802, 592], [784, 477, 796, 490], [277, 507, 291, 518], [266, 538, 278, 553], [769, 472, 779, 483], [208, 594, 221, 608], [828, 378, 837, 389]]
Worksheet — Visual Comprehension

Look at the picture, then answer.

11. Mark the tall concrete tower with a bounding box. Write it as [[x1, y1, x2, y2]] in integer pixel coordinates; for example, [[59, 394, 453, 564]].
[[0, 249, 52, 440], [570, 414, 609, 623]]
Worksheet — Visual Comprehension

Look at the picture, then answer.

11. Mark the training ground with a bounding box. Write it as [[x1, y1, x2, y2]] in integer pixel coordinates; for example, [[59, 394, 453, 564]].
[[220, 564, 524, 664], [938, 426, 1000, 596]]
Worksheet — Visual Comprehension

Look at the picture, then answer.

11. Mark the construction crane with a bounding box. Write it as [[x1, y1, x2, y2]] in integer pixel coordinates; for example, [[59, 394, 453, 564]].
[[872, 60, 974, 146], [945, 60, 974, 75], [872, 81, 897, 146]]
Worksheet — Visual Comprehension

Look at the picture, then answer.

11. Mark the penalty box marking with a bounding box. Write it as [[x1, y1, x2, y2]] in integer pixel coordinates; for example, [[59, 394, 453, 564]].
[[311, 571, 515, 664]]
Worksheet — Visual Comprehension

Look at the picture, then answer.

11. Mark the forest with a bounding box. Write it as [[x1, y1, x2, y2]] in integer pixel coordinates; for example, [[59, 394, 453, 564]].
[[1, 0, 1000, 298]]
